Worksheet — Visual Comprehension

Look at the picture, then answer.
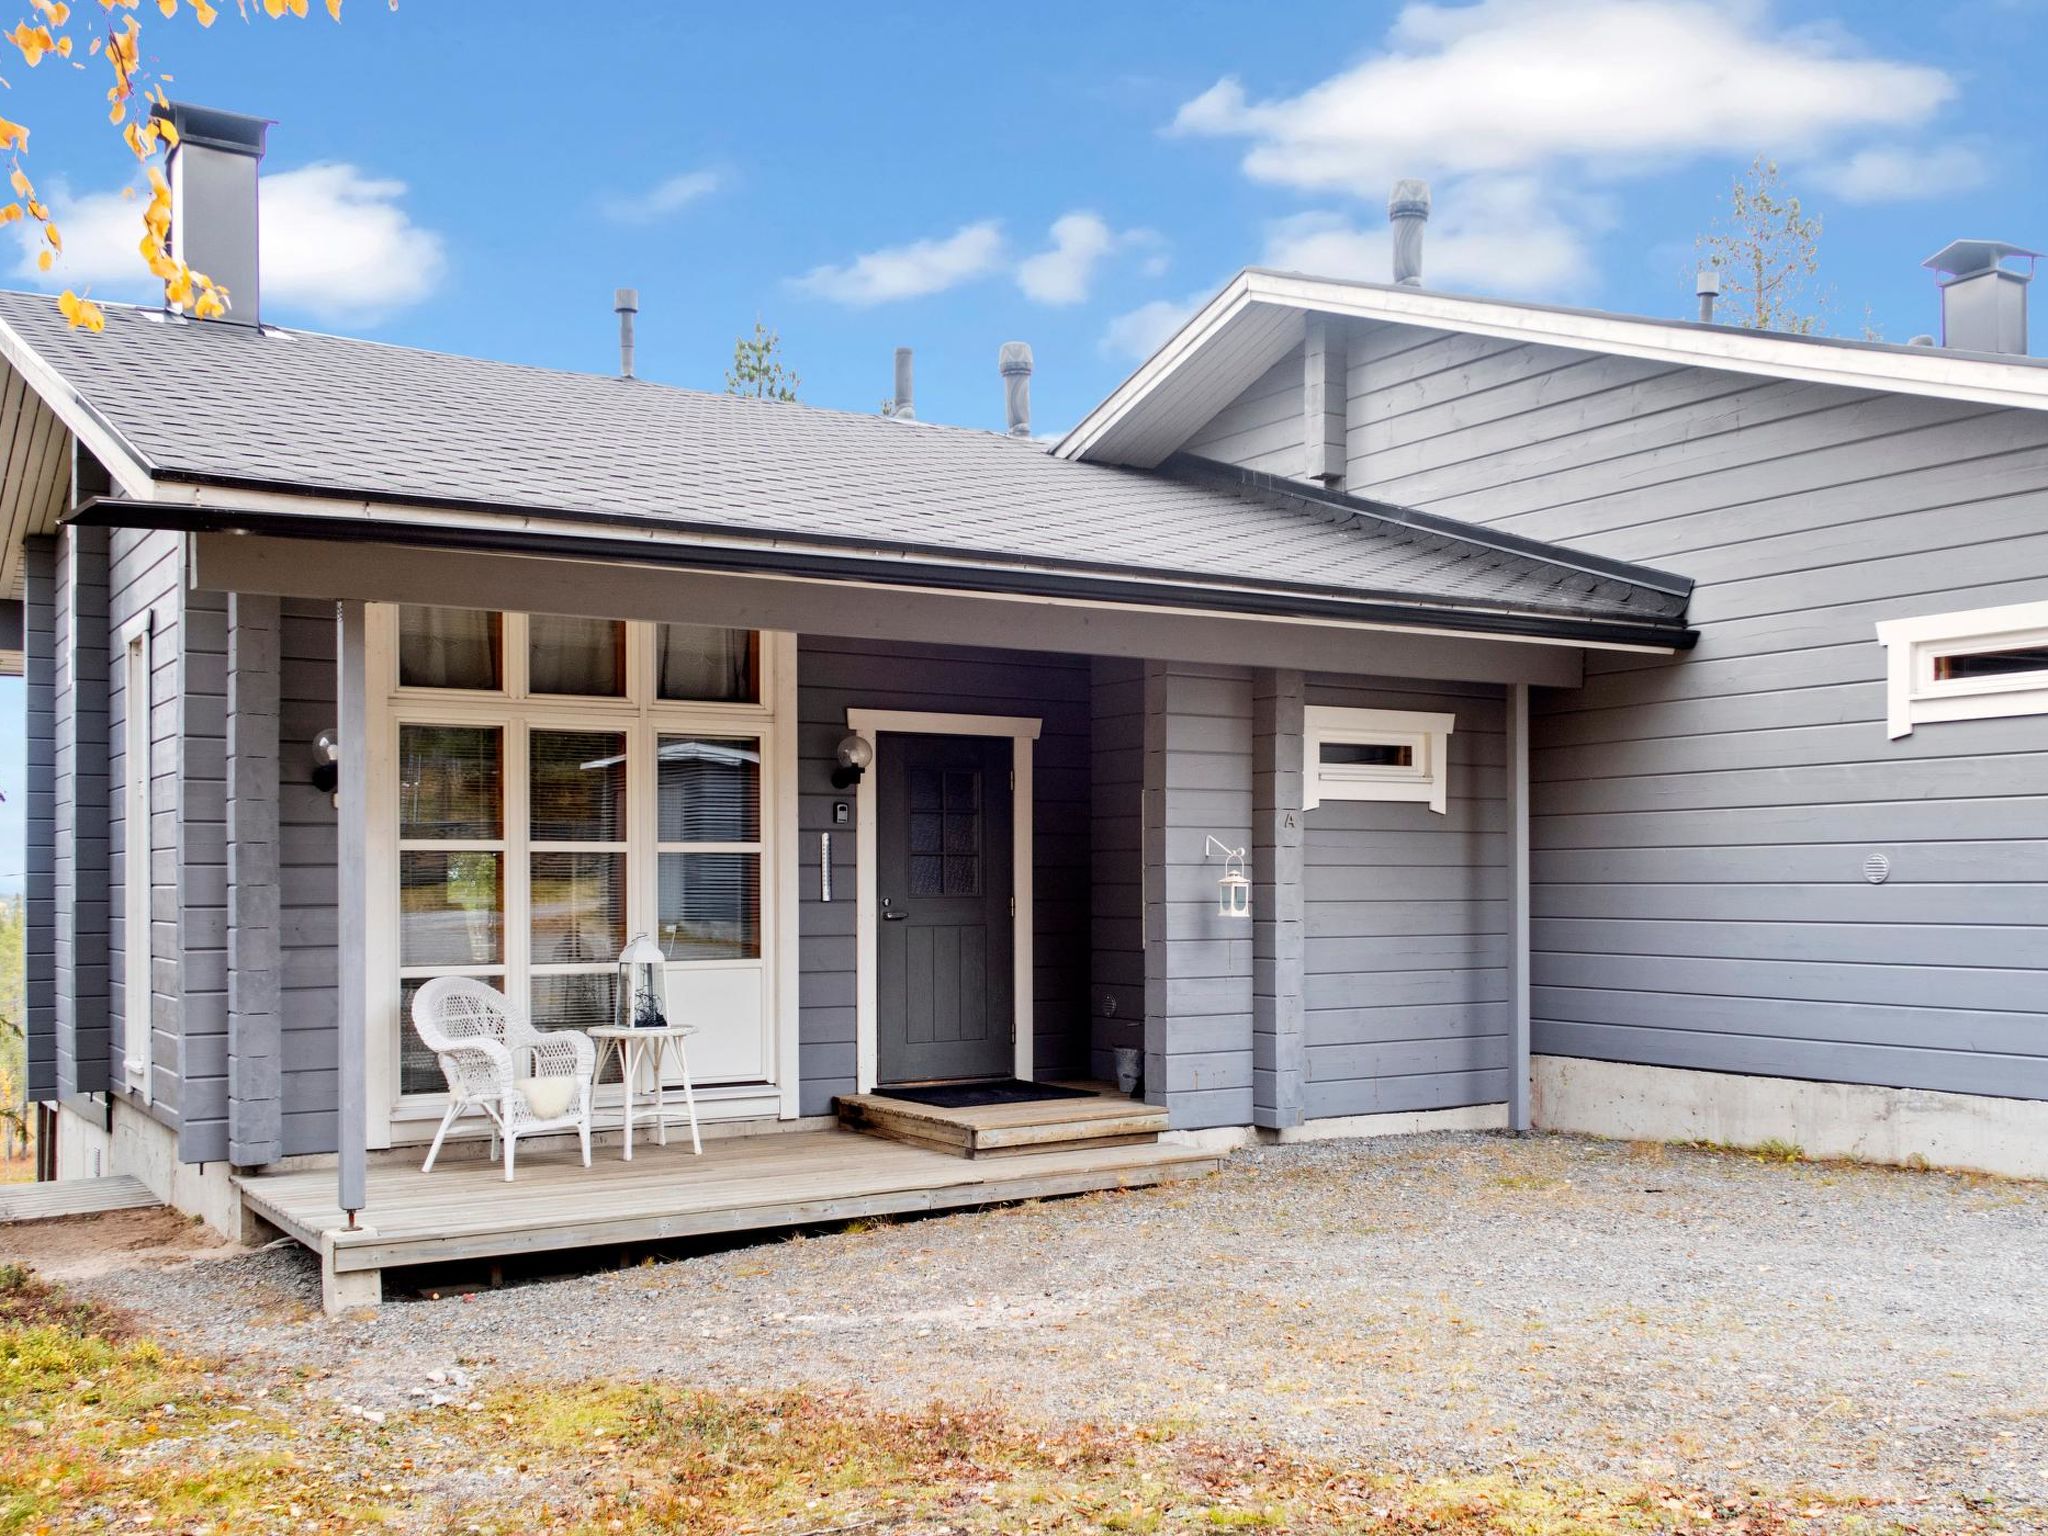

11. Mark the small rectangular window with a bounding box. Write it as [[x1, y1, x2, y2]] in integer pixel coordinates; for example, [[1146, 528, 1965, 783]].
[[398, 605, 502, 690], [1303, 705, 1455, 814], [1934, 645, 2048, 682], [1319, 740, 1413, 768], [529, 614, 628, 697], [658, 624, 759, 702], [1877, 603, 2048, 738]]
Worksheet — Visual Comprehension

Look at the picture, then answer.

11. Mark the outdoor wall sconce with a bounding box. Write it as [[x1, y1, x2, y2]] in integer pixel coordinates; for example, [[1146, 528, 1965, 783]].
[[832, 732, 874, 789], [617, 932, 671, 1030], [311, 727, 341, 801], [1206, 835, 1251, 919]]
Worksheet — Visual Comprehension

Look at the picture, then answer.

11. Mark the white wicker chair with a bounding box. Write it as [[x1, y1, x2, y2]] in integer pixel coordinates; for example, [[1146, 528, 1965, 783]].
[[410, 976, 596, 1181]]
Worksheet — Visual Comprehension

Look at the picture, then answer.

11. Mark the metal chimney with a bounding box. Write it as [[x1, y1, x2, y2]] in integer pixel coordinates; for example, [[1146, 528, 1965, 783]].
[[892, 347, 915, 420], [1388, 179, 1430, 287], [613, 288, 638, 378], [1695, 268, 1721, 324], [999, 342, 1033, 436], [151, 101, 270, 325], [1923, 240, 2039, 355]]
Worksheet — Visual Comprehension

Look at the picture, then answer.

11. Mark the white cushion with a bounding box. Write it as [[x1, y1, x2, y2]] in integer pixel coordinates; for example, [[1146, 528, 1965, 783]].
[[516, 1075, 578, 1121]]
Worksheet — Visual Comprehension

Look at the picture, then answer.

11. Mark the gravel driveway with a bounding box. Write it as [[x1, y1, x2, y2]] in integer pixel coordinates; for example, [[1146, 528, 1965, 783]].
[[26, 1131, 2048, 1528]]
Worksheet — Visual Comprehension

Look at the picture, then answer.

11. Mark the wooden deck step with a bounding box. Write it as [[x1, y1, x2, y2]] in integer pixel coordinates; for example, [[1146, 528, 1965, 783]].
[[0, 1175, 160, 1224], [837, 1083, 1168, 1159]]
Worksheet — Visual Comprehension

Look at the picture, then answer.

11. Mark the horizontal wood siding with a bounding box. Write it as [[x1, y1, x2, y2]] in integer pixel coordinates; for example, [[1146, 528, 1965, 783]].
[[1301, 675, 1509, 1116], [1090, 656, 1144, 1080], [1143, 661, 1255, 1128], [107, 527, 183, 1130], [53, 526, 109, 1099], [796, 637, 1093, 1115], [277, 599, 338, 1155], [1345, 325, 2048, 1099], [21, 537, 54, 1100], [179, 583, 230, 1161], [1182, 350, 1303, 476]]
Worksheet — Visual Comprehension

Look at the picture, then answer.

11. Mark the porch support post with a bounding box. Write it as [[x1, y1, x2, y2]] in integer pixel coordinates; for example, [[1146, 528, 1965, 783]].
[[1251, 669, 1304, 1130], [227, 593, 283, 1166], [1505, 682, 1532, 1132], [22, 537, 57, 1105], [334, 599, 368, 1221]]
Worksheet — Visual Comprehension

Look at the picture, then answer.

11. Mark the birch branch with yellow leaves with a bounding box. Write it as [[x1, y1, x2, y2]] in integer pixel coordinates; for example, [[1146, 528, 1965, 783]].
[[0, 0, 393, 333]]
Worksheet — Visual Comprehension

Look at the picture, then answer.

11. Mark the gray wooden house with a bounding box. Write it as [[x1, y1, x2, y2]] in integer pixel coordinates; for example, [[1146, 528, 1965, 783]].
[[10, 107, 2047, 1308]]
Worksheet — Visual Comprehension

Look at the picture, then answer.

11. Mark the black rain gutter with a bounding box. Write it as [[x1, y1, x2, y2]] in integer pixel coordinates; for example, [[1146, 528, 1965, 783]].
[[68, 496, 1699, 651]]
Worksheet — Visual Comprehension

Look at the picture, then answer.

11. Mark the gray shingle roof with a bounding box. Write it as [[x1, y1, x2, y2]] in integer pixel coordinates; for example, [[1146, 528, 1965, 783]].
[[0, 292, 1691, 641]]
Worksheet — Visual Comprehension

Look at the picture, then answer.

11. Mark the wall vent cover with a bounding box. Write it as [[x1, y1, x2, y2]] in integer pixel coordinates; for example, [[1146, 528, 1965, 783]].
[[1862, 852, 1892, 885]]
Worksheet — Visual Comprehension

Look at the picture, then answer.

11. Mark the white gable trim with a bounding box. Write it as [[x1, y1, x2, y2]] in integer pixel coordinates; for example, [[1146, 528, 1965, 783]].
[[1060, 269, 2048, 467]]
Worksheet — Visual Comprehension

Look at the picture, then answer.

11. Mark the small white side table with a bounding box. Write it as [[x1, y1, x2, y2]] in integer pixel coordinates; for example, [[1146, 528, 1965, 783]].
[[587, 1024, 701, 1159]]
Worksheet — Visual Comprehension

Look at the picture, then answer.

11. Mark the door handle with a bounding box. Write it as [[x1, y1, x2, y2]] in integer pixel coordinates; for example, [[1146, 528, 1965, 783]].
[[883, 909, 909, 921]]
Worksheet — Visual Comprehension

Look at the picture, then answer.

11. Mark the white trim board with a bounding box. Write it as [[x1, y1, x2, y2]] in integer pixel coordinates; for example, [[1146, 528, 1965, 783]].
[[1058, 268, 2048, 467], [845, 708, 1041, 1095], [1875, 598, 2048, 739]]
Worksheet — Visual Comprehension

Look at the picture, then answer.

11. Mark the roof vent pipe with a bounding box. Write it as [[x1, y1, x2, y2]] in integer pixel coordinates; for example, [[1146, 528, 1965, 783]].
[[1695, 268, 1720, 324], [613, 287, 638, 378], [1923, 239, 2039, 355], [151, 100, 270, 325], [1000, 341, 1033, 436], [891, 347, 915, 420], [1388, 179, 1430, 287]]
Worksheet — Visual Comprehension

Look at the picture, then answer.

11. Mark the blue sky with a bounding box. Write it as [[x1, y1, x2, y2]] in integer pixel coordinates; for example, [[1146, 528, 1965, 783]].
[[1, 0, 2046, 889]]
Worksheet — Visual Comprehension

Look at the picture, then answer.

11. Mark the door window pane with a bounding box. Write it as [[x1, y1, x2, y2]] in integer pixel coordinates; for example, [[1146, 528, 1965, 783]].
[[657, 736, 761, 842], [399, 852, 502, 966], [659, 852, 760, 960], [399, 725, 503, 840], [399, 606, 502, 690], [531, 971, 617, 1034], [530, 730, 627, 842], [531, 851, 627, 966], [529, 614, 627, 696], [657, 624, 759, 702]]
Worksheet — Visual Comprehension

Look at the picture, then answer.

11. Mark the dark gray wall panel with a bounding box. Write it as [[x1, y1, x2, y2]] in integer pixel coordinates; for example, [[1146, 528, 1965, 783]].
[[1089, 656, 1145, 1080], [276, 598, 338, 1156], [21, 537, 54, 1100], [796, 636, 1093, 1115], [1339, 327, 2048, 1098]]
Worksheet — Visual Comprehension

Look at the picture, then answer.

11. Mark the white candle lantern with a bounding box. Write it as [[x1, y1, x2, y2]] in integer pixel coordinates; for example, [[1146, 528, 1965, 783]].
[[1205, 836, 1251, 920], [617, 932, 671, 1030]]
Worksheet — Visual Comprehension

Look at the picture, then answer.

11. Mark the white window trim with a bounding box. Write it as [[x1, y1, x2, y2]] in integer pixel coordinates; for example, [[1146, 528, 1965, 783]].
[[1876, 600, 2048, 739], [1303, 705, 1456, 815], [119, 612, 153, 1103], [845, 708, 1040, 1095], [363, 608, 798, 1147]]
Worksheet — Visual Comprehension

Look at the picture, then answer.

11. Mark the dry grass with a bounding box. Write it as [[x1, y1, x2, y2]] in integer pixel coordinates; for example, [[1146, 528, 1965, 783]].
[[0, 1262, 1941, 1535]]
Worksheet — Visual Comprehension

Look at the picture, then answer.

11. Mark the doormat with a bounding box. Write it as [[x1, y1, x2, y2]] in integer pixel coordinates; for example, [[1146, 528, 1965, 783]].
[[876, 1079, 1098, 1110]]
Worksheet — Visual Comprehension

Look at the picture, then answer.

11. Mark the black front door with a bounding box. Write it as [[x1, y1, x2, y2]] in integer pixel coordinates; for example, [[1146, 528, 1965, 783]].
[[875, 733, 1015, 1085]]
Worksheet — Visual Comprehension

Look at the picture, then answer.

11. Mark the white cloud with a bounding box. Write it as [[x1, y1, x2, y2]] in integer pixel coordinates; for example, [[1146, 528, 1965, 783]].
[[1016, 211, 1161, 305], [599, 169, 722, 224], [1170, 0, 1956, 195], [1811, 141, 1987, 203], [791, 220, 1006, 306], [19, 162, 445, 324], [1100, 290, 1209, 362], [1262, 176, 1598, 299]]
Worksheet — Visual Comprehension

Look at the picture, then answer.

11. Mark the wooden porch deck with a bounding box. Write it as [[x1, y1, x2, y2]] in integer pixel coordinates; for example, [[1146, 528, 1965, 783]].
[[238, 1127, 1219, 1313]]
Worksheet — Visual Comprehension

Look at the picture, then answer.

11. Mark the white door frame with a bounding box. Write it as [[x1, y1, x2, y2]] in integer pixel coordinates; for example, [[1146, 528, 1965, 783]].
[[846, 708, 1040, 1094]]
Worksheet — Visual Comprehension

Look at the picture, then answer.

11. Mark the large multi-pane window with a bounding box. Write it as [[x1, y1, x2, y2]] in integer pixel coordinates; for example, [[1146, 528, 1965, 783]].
[[387, 607, 772, 1098]]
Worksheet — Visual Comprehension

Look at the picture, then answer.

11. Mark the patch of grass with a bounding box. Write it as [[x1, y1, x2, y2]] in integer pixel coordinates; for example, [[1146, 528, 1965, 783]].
[[1753, 1138, 1807, 1164]]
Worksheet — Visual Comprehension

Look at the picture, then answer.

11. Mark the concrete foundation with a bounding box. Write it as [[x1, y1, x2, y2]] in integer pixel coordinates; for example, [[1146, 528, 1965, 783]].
[[1533, 1056, 2048, 1181]]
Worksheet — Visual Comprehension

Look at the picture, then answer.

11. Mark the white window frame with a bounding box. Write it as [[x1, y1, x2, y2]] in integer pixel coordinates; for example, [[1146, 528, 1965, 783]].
[[1876, 600, 2048, 739], [119, 614, 153, 1102], [364, 607, 798, 1145], [1303, 705, 1455, 815]]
